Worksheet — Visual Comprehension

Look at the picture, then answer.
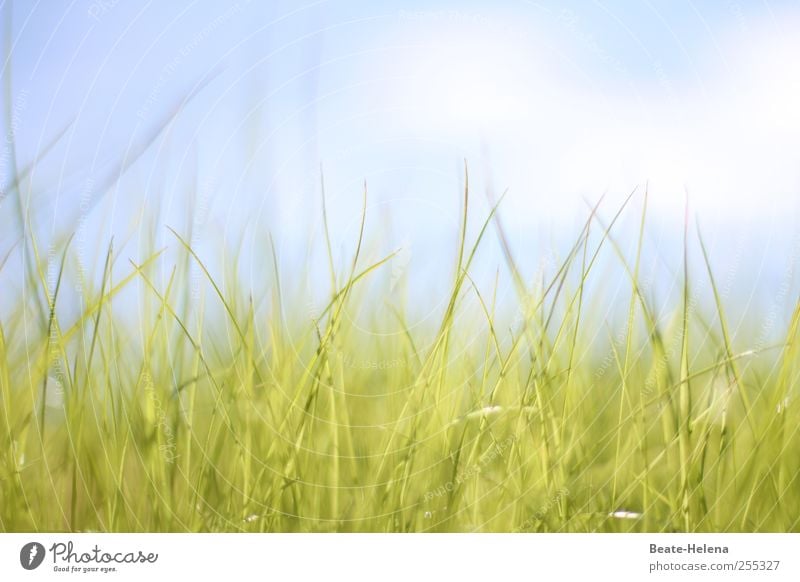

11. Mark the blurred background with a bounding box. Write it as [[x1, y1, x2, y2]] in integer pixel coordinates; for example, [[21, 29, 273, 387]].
[[1, 0, 799, 339]]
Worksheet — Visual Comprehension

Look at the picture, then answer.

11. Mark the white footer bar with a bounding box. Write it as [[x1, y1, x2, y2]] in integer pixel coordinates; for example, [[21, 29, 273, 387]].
[[2, 534, 798, 581]]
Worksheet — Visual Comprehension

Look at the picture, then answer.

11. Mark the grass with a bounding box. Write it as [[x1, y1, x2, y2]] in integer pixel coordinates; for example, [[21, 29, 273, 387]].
[[0, 172, 799, 533]]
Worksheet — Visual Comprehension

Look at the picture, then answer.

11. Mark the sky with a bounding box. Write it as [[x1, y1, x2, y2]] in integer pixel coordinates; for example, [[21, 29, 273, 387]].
[[1, 0, 799, 324]]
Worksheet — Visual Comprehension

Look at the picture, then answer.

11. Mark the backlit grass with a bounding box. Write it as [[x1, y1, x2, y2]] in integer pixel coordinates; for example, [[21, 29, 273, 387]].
[[1, 182, 799, 533]]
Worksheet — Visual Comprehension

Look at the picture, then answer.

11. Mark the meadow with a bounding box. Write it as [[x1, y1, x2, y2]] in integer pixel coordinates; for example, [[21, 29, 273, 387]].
[[0, 180, 798, 533]]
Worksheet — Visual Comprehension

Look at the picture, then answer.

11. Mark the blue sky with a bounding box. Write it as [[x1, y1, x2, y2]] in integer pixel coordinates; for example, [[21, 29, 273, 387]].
[[2, 0, 800, 322]]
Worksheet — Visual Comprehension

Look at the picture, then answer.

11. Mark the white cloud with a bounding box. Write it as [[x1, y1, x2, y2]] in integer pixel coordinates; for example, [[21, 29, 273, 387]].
[[373, 8, 800, 227]]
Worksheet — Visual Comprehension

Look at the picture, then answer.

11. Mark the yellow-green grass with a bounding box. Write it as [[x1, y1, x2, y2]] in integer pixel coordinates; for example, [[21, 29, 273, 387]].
[[0, 183, 798, 533]]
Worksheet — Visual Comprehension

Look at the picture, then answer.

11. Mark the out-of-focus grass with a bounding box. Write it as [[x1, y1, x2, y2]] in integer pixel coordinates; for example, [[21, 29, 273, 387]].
[[0, 175, 798, 534]]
